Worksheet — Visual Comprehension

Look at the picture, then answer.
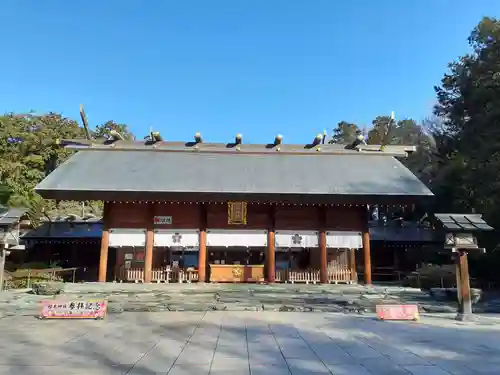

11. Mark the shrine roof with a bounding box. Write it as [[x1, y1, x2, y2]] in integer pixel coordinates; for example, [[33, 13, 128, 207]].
[[35, 146, 434, 204]]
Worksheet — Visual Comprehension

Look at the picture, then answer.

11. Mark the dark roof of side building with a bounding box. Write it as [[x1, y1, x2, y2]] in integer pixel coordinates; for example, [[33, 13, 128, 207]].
[[35, 141, 434, 203], [22, 220, 103, 240]]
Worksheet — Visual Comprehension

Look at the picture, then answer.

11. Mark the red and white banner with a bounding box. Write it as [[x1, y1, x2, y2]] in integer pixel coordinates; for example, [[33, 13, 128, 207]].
[[40, 300, 107, 319], [376, 304, 419, 321]]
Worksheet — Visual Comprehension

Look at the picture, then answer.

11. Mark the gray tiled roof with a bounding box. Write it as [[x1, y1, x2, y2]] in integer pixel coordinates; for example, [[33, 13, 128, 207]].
[[35, 150, 434, 201], [434, 214, 494, 232]]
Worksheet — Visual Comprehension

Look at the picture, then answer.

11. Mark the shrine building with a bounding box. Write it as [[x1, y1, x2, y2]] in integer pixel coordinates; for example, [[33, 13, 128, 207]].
[[34, 134, 433, 284]]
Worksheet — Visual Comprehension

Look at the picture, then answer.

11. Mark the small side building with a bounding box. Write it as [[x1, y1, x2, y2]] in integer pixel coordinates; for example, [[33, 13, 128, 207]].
[[22, 218, 103, 281]]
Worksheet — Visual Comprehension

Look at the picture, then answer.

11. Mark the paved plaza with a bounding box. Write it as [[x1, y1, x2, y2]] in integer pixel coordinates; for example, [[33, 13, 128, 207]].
[[1, 311, 500, 375]]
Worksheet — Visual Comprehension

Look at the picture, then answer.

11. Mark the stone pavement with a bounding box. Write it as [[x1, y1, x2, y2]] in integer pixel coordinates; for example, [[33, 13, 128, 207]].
[[0, 283, 470, 317], [1, 311, 500, 375]]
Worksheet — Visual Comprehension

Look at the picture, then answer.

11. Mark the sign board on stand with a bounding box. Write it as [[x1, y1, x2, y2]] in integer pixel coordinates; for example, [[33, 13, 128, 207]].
[[376, 304, 419, 321], [39, 300, 107, 320]]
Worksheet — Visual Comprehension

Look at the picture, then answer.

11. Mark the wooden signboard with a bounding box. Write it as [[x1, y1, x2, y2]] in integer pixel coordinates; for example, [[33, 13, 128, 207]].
[[228, 201, 247, 225], [40, 300, 107, 320], [154, 216, 172, 225], [376, 304, 419, 321]]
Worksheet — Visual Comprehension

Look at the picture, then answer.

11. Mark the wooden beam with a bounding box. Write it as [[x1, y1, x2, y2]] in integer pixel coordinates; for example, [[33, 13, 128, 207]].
[[319, 206, 327, 284], [143, 204, 154, 283], [98, 203, 110, 282], [362, 231, 372, 285], [267, 205, 276, 283], [455, 250, 473, 321], [198, 204, 207, 283]]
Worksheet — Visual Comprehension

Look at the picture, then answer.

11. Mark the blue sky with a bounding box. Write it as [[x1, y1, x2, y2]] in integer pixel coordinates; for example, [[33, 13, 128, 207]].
[[0, 1, 497, 144]]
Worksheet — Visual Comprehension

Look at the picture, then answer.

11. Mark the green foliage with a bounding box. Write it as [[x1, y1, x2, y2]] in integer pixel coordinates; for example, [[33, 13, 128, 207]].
[[367, 116, 392, 145], [0, 112, 133, 220], [0, 113, 83, 205], [92, 120, 134, 140], [430, 17, 500, 281], [433, 17, 500, 217], [329, 121, 361, 144]]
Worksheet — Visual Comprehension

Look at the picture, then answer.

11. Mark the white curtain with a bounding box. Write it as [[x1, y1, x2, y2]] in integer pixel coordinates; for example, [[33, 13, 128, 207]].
[[206, 229, 268, 247], [154, 229, 199, 247], [275, 231, 319, 248], [326, 231, 362, 249], [109, 228, 146, 247]]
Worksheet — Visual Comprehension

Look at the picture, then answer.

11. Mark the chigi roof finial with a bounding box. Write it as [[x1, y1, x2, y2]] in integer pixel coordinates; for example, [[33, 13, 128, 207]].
[[194, 132, 203, 143], [235, 133, 243, 145]]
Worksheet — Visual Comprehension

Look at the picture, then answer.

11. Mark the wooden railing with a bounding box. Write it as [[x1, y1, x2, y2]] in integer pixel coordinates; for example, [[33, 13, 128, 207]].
[[119, 267, 353, 284], [119, 267, 199, 283], [275, 268, 354, 284], [327, 268, 352, 283]]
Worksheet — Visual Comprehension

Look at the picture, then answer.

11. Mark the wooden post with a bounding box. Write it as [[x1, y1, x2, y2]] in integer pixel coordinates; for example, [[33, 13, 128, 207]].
[[455, 250, 473, 321], [198, 204, 207, 283], [144, 204, 154, 283], [362, 231, 372, 285], [267, 205, 276, 283], [98, 203, 110, 282], [318, 206, 327, 284], [0, 244, 7, 292], [349, 248, 357, 283], [455, 257, 462, 305]]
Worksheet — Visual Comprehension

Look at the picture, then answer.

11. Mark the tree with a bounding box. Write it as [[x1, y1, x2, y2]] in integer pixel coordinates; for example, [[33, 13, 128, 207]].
[[328, 121, 361, 144], [92, 120, 135, 140], [367, 116, 392, 145], [431, 17, 500, 281], [0, 112, 136, 223], [0, 113, 84, 204], [433, 17, 500, 217]]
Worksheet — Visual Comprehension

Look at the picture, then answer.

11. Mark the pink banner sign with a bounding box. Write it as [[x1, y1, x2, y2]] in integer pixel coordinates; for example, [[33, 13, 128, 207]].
[[376, 304, 420, 321], [40, 300, 107, 319]]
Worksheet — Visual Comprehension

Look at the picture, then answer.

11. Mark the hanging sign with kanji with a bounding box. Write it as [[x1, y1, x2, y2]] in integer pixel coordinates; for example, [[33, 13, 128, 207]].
[[39, 300, 107, 319], [154, 216, 172, 225], [228, 201, 247, 225]]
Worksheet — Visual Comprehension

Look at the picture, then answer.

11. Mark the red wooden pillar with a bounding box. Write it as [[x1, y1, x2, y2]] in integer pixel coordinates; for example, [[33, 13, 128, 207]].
[[98, 203, 110, 282], [144, 204, 154, 283], [349, 248, 357, 283], [267, 205, 276, 283], [362, 231, 372, 285], [319, 206, 327, 284], [198, 204, 207, 283]]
